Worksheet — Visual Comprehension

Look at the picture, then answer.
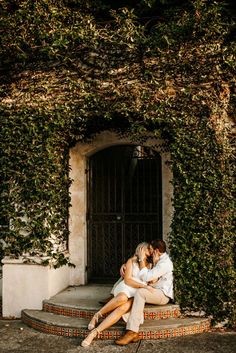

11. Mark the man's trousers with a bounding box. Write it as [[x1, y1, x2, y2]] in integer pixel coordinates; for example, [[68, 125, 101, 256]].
[[126, 288, 169, 333]]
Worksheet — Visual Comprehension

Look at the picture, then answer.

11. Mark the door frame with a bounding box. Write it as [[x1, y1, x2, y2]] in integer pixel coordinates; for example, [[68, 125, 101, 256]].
[[87, 145, 163, 282], [68, 131, 173, 285]]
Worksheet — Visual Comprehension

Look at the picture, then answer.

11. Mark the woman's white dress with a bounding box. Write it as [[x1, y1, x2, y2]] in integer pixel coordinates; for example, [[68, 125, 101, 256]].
[[113, 261, 146, 298], [113, 261, 146, 322]]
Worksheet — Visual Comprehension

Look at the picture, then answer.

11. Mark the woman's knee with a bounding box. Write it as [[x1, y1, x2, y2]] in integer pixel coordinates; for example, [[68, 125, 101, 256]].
[[115, 293, 128, 305]]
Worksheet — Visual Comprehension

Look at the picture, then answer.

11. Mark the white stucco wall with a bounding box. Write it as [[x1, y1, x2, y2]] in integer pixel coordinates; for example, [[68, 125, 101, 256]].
[[2, 258, 70, 318]]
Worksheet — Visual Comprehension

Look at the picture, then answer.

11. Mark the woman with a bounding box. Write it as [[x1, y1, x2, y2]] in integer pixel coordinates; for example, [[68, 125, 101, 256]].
[[81, 242, 153, 347]]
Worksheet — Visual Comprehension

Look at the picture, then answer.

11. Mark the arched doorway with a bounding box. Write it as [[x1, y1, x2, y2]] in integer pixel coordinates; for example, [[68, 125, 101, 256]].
[[87, 145, 162, 282]]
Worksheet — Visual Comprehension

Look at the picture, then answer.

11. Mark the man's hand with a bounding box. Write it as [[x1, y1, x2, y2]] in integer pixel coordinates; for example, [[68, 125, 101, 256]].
[[146, 285, 156, 293], [148, 278, 158, 285], [120, 263, 126, 278]]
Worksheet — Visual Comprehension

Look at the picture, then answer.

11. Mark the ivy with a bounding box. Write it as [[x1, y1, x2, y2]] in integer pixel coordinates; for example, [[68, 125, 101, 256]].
[[0, 0, 235, 325]]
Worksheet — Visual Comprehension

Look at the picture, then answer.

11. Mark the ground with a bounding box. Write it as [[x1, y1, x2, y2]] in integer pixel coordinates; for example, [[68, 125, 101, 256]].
[[0, 319, 236, 353]]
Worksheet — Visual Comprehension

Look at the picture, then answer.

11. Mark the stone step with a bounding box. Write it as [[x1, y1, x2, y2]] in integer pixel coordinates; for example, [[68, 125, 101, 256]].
[[22, 309, 210, 340], [43, 285, 181, 320], [43, 301, 181, 321]]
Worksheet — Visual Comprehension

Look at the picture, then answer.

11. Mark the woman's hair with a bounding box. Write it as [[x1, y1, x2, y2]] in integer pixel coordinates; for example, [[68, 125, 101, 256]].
[[134, 242, 149, 258]]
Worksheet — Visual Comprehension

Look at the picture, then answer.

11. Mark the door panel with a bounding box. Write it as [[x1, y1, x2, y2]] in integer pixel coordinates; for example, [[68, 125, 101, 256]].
[[87, 145, 162, 282]]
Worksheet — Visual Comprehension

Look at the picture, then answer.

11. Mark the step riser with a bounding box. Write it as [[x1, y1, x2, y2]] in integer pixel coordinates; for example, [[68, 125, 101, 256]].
[[22, 312, 210, 340], [43, 303, 181, 320]]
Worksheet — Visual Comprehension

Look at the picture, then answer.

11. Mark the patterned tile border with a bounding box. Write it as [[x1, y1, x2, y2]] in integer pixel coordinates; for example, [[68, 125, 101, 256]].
[[22, 311, 210, 340], [143, 308, 181, 320], [43, 303, 181, 320], [43, 304, 94, 319]]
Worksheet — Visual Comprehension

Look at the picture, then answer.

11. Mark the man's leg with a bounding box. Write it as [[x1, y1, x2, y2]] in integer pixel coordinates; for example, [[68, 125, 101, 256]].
[[127, 288, 169, 332], [115, 288, 169, 345]]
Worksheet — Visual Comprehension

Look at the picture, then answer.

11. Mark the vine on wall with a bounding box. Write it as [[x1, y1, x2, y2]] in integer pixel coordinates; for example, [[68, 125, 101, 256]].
[[0, 0, 235, 325]]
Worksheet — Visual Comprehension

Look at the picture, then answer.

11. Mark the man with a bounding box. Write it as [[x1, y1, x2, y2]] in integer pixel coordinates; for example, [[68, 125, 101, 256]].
[[115, 239, 173, 345]]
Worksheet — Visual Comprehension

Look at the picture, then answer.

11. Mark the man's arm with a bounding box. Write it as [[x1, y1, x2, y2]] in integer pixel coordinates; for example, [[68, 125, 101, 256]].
[[139, 262, 168, 282]]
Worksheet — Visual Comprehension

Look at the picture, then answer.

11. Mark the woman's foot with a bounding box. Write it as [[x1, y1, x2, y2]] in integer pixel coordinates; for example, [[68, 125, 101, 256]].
[[81, 328, 99, 347], [88, 311, 103, 330]]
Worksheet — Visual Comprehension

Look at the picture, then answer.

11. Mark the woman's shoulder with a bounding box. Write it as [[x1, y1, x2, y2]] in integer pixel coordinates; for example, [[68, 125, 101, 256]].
[[126, 257, 137, 266]]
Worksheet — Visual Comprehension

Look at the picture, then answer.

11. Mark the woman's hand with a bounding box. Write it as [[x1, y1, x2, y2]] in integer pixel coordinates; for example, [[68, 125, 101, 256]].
[[137, 246, 147, 262]]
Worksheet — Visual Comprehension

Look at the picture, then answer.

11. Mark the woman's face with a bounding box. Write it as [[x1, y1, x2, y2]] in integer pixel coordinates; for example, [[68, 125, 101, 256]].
[[136, 243, 152, 258], [143, 244, 153, 257]]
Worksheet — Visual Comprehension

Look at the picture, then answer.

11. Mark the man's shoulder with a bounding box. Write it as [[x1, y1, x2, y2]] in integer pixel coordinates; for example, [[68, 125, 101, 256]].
[[165, 253, 173, 265], [158, 253, 173, 268], [160, 252, 171, 261]]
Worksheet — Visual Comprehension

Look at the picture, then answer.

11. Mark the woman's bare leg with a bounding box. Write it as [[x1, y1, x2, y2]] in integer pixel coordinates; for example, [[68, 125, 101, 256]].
[[97, 298, 133, 332], [88, 292, 129, 330], [81, 299, 133, 347], [99, 293, 129, 316]]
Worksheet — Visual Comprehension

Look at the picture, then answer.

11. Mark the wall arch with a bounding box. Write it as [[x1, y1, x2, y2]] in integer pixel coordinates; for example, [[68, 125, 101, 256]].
[[68, 131, 173, 285]]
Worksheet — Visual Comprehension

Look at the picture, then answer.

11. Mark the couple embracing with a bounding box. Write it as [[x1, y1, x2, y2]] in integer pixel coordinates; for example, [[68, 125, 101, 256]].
[[81, 239, 173, 347]]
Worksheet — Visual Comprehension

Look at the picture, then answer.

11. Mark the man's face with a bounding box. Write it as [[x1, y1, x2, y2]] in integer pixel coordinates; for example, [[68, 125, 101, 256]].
[[152, 249, 161, 263], [148, 245, 154, 256]]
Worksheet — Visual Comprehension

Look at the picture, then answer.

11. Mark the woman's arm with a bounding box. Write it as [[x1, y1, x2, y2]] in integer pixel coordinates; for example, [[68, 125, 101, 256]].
[[123, 259, 148, 289]]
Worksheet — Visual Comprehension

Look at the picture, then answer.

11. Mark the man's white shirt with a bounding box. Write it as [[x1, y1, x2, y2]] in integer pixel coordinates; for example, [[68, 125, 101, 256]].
[[139, 252, 174, 299]]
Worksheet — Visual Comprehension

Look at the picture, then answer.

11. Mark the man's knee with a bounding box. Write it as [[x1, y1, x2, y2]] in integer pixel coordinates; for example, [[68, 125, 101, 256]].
[[135, 288, 147, 300]]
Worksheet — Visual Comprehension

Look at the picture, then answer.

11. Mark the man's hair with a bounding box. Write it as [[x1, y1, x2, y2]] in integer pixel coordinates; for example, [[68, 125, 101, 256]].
[[151, 239, 166, 253]]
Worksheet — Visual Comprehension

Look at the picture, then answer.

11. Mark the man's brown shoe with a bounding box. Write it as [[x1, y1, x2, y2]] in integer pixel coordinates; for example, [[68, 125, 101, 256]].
[[115, 330, 140, 345]]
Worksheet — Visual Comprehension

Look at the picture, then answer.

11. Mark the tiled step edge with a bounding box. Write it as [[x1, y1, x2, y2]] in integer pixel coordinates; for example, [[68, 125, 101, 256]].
[[22, 309, 210, 340], [43, 301, 181, 320]]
